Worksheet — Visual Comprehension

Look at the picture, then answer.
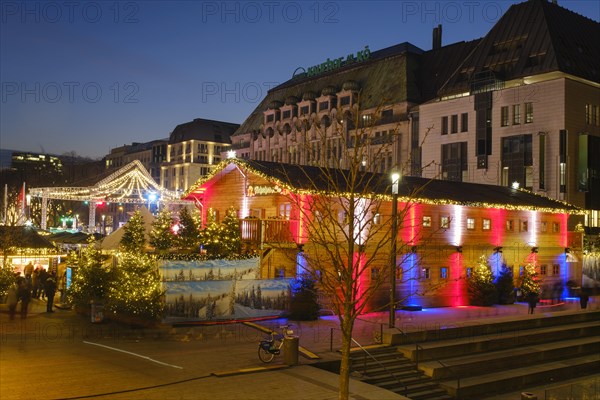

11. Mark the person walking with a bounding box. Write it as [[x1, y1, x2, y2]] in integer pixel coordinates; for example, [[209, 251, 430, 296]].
[[6, 281, 18, 320], [527, 292, 538, 314], [44, 272, 57, 313], [38, 268, 48, 300], [17, 277, 32, 319]]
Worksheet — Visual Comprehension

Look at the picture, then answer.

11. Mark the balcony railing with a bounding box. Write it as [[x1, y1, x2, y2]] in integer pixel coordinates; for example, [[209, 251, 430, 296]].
[[240, 218, 299, 244]]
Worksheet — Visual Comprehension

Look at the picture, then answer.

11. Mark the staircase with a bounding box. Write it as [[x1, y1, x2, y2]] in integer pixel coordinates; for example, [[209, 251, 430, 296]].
[[349, 346, 453, 400], [392, 310, 600, 399]]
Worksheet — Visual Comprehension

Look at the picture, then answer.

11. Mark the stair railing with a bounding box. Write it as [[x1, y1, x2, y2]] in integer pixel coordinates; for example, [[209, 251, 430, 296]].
[[350, 337, 409, 396], [394, 327, 461, 399]]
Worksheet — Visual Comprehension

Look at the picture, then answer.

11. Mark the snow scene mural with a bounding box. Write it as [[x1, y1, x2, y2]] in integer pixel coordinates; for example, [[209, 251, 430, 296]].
[[159, 258, 293, 322]]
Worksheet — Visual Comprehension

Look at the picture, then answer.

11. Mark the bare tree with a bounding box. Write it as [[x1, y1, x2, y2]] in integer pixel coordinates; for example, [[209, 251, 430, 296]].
[[268, 98, 446, 399]]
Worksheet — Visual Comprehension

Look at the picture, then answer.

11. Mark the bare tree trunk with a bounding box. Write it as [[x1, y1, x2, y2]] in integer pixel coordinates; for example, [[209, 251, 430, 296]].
[[338, 307, 354, 400]]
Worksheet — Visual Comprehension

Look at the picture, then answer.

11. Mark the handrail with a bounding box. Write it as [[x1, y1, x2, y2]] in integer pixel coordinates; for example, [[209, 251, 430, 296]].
[[393, 327, 461, 398], [350, 337, 409, 396]]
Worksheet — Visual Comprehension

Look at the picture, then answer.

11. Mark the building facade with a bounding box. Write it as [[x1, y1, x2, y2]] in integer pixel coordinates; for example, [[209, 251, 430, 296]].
[[184, 159, 583, 309], [160, 118, 239, 192]]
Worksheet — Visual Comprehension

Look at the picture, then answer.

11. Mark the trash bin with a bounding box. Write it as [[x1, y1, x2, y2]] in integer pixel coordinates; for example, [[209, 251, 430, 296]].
[[521, 393, 537, 400], [91, 302, 104, 323], [283, 336, 299, 365]]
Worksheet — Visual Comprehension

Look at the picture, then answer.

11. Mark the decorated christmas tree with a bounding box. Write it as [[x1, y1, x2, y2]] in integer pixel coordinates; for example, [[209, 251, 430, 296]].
[[150, 208, 175, 253], [107, 251, 164, 321], [120, 210, 146, 253], [199, 207, 241, 258], [519, 262, 541, 298], [467, 255, 498, 306], [67, 237, 114, 309]]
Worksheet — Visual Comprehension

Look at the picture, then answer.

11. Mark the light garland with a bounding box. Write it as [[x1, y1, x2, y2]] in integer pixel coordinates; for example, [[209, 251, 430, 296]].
[[184, 159, 583, 215]]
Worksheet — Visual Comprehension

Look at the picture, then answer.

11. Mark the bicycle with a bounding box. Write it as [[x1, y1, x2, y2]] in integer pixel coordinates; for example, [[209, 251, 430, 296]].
[[258, 324, 294, 363]]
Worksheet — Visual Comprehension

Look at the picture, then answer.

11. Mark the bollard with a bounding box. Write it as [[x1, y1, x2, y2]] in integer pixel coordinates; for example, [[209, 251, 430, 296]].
[[283, 336, 299, 365]]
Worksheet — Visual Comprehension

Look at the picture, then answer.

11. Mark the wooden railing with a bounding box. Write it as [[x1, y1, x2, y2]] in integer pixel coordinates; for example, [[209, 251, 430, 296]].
[[240, 218, 299, 244]]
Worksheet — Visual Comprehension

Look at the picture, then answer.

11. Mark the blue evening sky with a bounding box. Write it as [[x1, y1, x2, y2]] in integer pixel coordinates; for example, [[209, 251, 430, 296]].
[[1, 1, 598, 159]]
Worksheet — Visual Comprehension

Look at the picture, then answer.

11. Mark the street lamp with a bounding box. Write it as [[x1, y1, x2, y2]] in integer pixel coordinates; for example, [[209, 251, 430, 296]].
[[389, 172, 400, 328]]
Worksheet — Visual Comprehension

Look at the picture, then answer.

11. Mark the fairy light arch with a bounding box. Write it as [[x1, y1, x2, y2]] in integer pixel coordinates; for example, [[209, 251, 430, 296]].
[[29, 160, 191, 230]]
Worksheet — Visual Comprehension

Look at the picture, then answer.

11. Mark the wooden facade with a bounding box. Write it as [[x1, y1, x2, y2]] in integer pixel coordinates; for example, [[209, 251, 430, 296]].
[[184, 160, 583, 309]]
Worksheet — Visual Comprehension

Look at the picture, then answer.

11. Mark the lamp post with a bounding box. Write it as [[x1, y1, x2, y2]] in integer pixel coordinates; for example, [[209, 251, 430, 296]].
[[389, 172, 400, 328]]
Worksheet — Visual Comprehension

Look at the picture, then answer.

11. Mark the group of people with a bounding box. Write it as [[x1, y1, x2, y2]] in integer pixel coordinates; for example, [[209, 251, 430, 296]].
[[6, 262, 57, 320]]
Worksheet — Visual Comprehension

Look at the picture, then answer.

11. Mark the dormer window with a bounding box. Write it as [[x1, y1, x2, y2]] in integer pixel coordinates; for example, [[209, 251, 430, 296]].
[[300, 105, 310, 116], [340, 96, 350, 107], [282, 110, 291, 119], [266, 114, 274, 123], [319, 101, 329, 112]]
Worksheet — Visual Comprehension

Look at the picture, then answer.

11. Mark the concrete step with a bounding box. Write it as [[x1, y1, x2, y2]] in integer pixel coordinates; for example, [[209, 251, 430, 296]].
[[439, 354, 600, 399], [363, 363, 421, 378], [402, 387, 453, 400], [397, 320, 600, 361], [419, 336, 600, 379], [387, 310, 600, 346], [365, 371, 427, 387]]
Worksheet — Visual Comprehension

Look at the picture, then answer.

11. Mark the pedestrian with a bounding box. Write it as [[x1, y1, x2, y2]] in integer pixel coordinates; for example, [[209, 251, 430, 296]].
[[44, 272, 57, 313], [17, 277, 32, 319], [24, 261, 34, 277], [580, 291, 590, 310], [38, 268, 48, 300], [527, 291, 538, 314], [32, 267, 40, 298], [6, 281, 18, 320]]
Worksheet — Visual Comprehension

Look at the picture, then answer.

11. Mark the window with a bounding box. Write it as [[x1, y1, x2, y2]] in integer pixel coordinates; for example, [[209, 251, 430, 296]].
[[451, 114, 458, 134], [552, 222, 560, 233], [340, 96, 350, 107], [338, 211, 348, 224], [282, 110, 291, 119], [441, 116, 448, 135], [483, 218, 491, 230], [279, 203, 291, 219], [319, 101, 329, 111], [381, 109, 393, 123], [276, 268, 285, 278], [552, 264, 560, 275], [525, 102, 533, 123], [362, 114, 373, 126], [512, 104, 521, 124], [440, 267, 448, 279], [461, 113, 468, 132], [541, 221, 548, 232], [467, 217, 475, 230], [586, 104, 599, 126], [506, 220, 514, 231], [501, 106, 509, 126], [440, 216, 450, 229], [521, 220, 528, 232], [422, 216, 432, 227], [539, 134, 546, 190], [540, 265, 547, 275], [421, 268, 430, 280], [371, 267, 380, 280], [466, 267, 473, 278], [266, 114, 274, 123], [300, 105, 309, 116]]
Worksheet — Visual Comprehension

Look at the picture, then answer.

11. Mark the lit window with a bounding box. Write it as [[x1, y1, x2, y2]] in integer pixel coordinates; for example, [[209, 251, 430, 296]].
[[541, 221, 548, 232], [483, 218, 491, 230], [552, 222, 560, 233], [422, 216, 432, 227], [521, 220, 528, 232], [513, 104, 521, 124], [552, 264, 560, 275], [540, 265, 547, 275], [501, 106, 509, 126], [467, 217, 475, 230], [525, 102, 533, 123], [440, 267, 448, 279], [441, 216, 450, 229]]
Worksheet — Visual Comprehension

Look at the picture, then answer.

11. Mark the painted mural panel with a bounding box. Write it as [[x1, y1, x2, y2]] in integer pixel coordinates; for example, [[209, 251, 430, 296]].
[[159, 259, 292, 322]]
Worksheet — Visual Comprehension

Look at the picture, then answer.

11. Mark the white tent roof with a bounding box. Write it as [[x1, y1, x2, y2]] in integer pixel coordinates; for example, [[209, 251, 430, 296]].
[[99, 207, 155, 250]]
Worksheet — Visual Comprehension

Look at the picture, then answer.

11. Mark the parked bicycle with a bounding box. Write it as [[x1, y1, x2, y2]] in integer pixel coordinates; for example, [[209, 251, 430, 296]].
[[258, 324, 294, 363]]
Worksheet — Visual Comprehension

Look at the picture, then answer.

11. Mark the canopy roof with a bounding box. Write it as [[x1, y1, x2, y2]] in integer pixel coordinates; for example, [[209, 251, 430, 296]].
[[0, 226, 57, 251], [29, 160, 191, 205]]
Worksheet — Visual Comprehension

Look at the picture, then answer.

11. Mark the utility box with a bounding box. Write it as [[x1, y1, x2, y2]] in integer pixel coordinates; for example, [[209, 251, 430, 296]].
[[91, 303, 104, 323], [283, 336, 299, 365]]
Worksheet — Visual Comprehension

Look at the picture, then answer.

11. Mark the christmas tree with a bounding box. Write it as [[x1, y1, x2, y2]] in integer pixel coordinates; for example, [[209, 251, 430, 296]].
[[467, 255, 498, 306], [495, 263, 516, 304], [519, 262, 541, 298], [107, 251, 164, 320], [178, 207, 201, 251], [150, 208, 175, 253], [120, 210, 146, 254], [199, 207, 241, 258], [67, 237, 114, 309]]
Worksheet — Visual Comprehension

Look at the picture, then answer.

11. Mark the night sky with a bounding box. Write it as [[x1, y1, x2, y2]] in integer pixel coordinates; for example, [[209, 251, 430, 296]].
[[1, 1, 598, 159]]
